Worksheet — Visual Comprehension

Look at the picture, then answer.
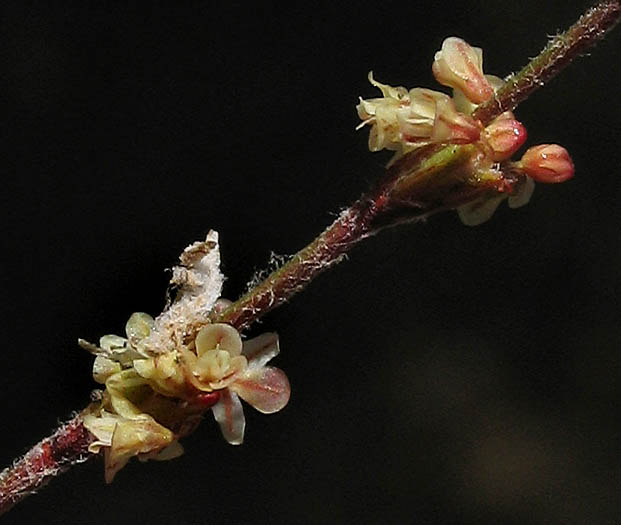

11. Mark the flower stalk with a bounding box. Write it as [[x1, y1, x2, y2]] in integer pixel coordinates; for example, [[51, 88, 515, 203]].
[[1, 1, 618, 516]]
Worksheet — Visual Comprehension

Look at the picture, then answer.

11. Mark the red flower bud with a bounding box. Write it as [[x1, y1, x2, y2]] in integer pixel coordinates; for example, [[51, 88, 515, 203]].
[[484, 115, 527, 161], [519, 144, 574, 183]]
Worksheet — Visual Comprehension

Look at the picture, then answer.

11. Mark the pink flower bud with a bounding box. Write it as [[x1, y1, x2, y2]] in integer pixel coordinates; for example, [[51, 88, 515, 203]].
[[519, 144, 574, 183], [484, 114, 527, 161], [432, 37, 494, 104]]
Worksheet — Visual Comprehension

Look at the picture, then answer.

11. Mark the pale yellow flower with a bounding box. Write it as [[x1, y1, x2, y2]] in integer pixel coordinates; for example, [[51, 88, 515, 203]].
[[357, 72, 480, 161], [432, 37, 494, 104]]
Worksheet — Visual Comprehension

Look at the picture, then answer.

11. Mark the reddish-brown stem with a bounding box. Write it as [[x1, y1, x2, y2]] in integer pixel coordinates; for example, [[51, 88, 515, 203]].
[[0, 414, 94, 515], [214, 145, 440, 330], [1, 1, 618, 517], [472, 1, 620, 124], [213, 142, 510, 330], [216, 0, 621, 332]]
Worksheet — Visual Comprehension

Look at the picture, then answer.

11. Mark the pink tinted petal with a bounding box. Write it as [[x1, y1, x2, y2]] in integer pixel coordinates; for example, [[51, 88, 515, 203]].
[[519, 144, 574, 183], [431, 98, 480, 145], [212, 389, 245, 445], [484, 116, 527, 161], [231, 367, 291, 414], [432, 37, 493, 104], [242, 332, 280, 369]]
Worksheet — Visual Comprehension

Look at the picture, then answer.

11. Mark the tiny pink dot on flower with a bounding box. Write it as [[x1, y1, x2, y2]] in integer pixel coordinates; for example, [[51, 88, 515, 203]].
[[194, 391, 222, 407]]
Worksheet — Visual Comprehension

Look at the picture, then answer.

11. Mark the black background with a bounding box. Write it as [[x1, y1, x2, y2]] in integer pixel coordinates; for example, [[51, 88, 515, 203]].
[[1, 2, 620, 523]]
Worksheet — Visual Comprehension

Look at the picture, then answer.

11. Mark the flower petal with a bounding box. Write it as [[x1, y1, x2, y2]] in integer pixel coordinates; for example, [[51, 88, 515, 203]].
[[196, 323, 243, 357], [125, 312, 155, 346], [105, 416, 174, 483], [508, 176, 535, 209], [457, 195, 505, 226], [140, 440, 185, 462], [231, 366, 291, 414], [431, 97, 480, 145], [432, 37, 493, 104], [83, 413, 118, 453], [242, 332, 280, 368], [367, 71, 408, 100], [212, 389, 245, 445], [99, 334, 127, 352], [93, 355, 121, 384]]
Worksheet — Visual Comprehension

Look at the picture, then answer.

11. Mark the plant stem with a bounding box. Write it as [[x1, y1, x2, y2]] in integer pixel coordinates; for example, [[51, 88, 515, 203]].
[[1, 1, 618, 516], [0, 414, 93, 515], [214, 145, 438, 330], [214, 144, 505, 330], [472, 0, 620, 125], [218, 0, 621, 332]]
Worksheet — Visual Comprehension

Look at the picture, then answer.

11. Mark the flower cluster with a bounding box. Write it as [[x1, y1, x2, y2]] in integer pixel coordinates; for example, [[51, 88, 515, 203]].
[[81, 233, 290, 482], [83, 313, 289, 482], [357, 37, 574, 225]]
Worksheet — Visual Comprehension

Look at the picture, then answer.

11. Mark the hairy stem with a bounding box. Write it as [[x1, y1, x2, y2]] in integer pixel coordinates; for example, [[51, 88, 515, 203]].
[[214, 144, 505, 330], [472, 0, 620, 124], [216, 1, 621, 331], [1, 1, 618, 516], [215, 146, 435, 330], [0, 414, 93, 515]]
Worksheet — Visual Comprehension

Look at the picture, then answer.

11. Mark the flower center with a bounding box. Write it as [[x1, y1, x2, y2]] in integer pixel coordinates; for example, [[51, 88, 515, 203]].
[[196, 349, 232, 382]]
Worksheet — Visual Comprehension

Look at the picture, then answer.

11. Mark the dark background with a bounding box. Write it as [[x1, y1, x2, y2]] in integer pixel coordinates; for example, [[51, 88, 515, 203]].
[[1, 2, 620, 523]]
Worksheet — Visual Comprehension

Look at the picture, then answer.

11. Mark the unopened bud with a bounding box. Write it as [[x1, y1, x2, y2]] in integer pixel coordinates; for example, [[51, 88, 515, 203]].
[[432, 37, 494, 104], [519, 144, 574, 183], [484, 114, 527, 161]]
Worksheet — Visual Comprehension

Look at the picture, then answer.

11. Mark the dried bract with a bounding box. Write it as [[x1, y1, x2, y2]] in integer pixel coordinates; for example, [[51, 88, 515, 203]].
[[82, 231, 290, 481]]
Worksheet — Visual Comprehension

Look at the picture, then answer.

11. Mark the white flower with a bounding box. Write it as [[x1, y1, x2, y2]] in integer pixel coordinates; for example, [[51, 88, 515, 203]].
[[183, 325, 290, 445], [357, 72, 480, 160]]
